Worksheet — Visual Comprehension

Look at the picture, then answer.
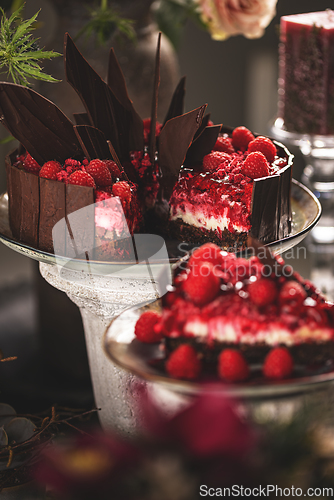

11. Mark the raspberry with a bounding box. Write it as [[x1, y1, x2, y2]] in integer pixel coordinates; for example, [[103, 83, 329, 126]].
[[218, 349, 249, 382], [188, 243, 223, 269], [68, 170, 96, 188], [23, 153, 40, 174], [64, 158, 81, 168], [182, 262, 221, 307], [112, 181, 132, 204], [247, 136, 277, 163], [279, 281, 306, 307], [56, 170, 69, 183], [247, 278, 277, 307], [241, 152, 270, 179], [134, 311, 162, 343], [263, 347, 294, 380], [104, 160, 121, 180], [232, 126, 255, 152], [203, 151, 231, 172], [39, 161, 62, 181], [165, 344, 201, 380], [214, 136, 235, 154], [85, 159, 112, 187]]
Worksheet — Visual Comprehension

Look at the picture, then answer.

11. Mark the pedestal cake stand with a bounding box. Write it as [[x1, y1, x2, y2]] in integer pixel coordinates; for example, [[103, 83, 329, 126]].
[[0, 179, 322, 435]]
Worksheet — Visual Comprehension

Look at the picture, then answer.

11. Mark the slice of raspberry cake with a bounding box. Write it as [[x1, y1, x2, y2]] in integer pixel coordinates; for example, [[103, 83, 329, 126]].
[[134, 243, 334, 382], [168, 127, 293, 249]]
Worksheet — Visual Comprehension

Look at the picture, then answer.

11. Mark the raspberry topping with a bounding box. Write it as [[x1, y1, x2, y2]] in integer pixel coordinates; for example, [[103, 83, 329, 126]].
[[188, 243, 223, 269], [232, 126, 255, 152], [39, 161, 62, 181], [214, 136, 235, 154], [85, 159, 112, 187], [218, 349, 250, 382], [203, 151, 231, 172], [134, 311, 162, 343], [247, 278, 278, 307], [112, 181, 132, 205], [68, 170, 96, 188], [241, 151, 270, 179], [263, 347, 294, 380], [182, 262, 221, 307], [23, 153, 40, 174], [279, 281, 307, 307], [165, 344, 201, 380], [247, 136, 277, 163], [104, 160, 122, 180]]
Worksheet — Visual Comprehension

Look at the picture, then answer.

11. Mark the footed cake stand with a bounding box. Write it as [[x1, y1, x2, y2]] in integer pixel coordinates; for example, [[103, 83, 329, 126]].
[[0, 181, 322, 435]]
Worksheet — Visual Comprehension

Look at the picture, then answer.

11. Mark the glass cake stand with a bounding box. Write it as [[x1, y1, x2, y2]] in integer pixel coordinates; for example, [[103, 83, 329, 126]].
[[0, 179, 322, 435]]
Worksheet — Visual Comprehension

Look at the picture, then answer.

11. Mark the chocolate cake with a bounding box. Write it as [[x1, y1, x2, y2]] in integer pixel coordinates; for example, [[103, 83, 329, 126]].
[[1, 33, 293, 260]]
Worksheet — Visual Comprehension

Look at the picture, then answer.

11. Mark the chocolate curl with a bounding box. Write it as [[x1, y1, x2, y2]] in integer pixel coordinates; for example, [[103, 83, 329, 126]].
[[107, 140, 129, 182], [149, 32, 161, 164], [163, 76, 186, 126], [74, 125, 112, 162], [0, 83, 82, 165]]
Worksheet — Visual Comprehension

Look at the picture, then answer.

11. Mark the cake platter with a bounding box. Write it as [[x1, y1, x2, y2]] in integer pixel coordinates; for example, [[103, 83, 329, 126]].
[[0, 179, 322, 275], [104, 300, 334, 400]]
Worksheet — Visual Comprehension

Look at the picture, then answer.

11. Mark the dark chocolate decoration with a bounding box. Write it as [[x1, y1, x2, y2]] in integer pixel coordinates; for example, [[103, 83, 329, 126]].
[[149, 32, 161, 164], [108, 48, 144, 152], [193, 113, 211, 141], [65, 184, 95, 260], [159, 104, 207, 199], [0, 83, 82, 165], [73, 112, 90, 126], [6, 161, 39, 247], [250, 140, 293, 243], [65, 33, 137, 163], [39, 178, 66, 253], [74, 125, 112, 162], [163, 76, 186, 126], [185, 125, 221, 166]]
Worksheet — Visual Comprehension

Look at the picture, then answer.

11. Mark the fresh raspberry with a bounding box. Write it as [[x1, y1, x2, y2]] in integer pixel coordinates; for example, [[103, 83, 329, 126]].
[[279, 281, 307, 307], [232, 126, 255, 152], [134, 311, 162, 343], [104, 160, 122, 180], [241, 152, 270, 179], [218, 349, 250, 382], [247, 136, 277, 163], [39, 161, 62, 181], [165, 344, 201, 380], [85, 159, 112, 187], [68, 170, 96, 188], [23, 153, 40, 174], [95, 190, 113, 203], [203, 151, 231, 172], [182, 262, 221, 307], [56, 170, 69, 183], [64, 158, 81, 168], [112, 181, 131, 204], [263, 347, 294, 380], [188, 243, 223, 269], [214, 136, 235, 154], [247, 278, 277, 307]]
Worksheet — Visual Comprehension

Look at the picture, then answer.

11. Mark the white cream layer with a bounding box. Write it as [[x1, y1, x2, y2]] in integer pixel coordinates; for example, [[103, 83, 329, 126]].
[[170, 206, 247, 233]]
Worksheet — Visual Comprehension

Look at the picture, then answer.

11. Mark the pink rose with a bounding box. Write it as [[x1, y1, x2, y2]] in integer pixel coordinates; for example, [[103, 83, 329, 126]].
[[197, 0, 277, 40]]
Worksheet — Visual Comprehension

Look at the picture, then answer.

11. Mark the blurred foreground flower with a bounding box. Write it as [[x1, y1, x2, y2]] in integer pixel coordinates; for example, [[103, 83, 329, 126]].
[[196, 0, 278, 40], [34, 392, 257, 500]]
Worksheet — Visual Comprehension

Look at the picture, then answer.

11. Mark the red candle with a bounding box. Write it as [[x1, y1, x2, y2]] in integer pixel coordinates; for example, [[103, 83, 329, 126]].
[[278, 10, 334, 136]]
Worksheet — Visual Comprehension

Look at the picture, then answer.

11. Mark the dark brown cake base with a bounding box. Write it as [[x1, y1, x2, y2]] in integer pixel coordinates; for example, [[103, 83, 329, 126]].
[[165, 337, 334, 366], [166, 219, 248, 250]]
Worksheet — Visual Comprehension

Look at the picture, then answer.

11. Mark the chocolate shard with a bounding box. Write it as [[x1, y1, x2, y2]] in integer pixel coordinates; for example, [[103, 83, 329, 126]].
[[193, 112, 211, 141], [163, 76, 186, 126], [185, 125, 221, 166], [108, 48, 144, 152], [39, 177, 66, 253], [73, 112, 91, 126], [158, 104, 207, 199], [74, 125, 112, 161], [149, 32, 161, 164], [0, 83, 82, 165], [64, 33, 136, 163]]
